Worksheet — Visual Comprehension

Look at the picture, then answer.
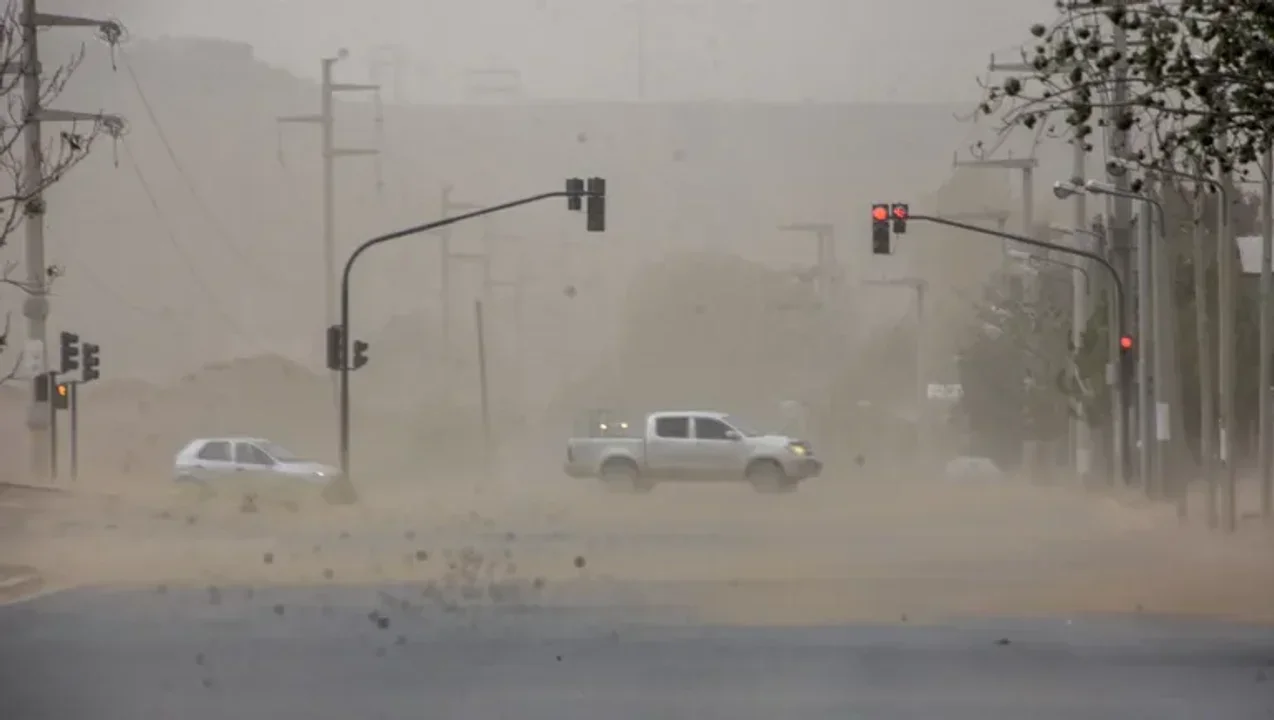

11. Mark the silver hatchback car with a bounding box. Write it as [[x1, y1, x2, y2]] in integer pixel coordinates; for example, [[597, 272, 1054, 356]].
[[173, 436, 356, 507]]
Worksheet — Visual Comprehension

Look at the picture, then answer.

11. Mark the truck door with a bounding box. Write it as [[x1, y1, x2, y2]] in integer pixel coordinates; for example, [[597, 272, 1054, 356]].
[[644, 415, 692, 476], [691, 416, 750, 479]]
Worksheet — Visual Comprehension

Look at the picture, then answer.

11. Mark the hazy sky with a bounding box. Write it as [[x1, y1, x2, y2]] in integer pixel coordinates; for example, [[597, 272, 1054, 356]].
[[114, 0, 1056, 103]]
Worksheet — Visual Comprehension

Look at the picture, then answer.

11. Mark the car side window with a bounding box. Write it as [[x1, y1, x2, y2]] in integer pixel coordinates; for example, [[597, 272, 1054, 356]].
[[694, 418, 733, 440], [235, 443, 275, 466], [196, 441, 230, 462], [654, 416, 689, 439]]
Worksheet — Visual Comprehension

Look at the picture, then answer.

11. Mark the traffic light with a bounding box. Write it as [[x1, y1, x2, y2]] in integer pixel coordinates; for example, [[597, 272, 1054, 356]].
[[81, 342, 100, 382], [871, 203, 891, 255], [325, 325, 343, 370], [352, 340, 369, 370], [566, 177, 584, 211], [33, 371, 51, 403], [890, 203, 909, 234], [59, 331, 79, 374], [586, 176, 606, 232], [1118, 334, 1135, 388], [52, 381, 69, 411]]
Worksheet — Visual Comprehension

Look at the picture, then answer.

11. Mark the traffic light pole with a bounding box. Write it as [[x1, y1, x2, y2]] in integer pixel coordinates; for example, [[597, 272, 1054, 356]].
[[68, 380, 78, 482], [909, 213, 1130, 484], [337, 186, 602, 479], [47, 375, 57, 481]]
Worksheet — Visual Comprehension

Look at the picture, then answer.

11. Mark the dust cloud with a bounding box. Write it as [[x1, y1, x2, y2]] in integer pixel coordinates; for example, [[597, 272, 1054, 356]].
[[1, 3, 1269, 628]]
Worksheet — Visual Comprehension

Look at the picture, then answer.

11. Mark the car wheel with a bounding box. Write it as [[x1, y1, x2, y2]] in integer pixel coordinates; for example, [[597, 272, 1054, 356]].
[[747, 461, 793, 494], [600, 461, 649, 493], [175, 476, 214, 503], [322, 477, 358, 506]]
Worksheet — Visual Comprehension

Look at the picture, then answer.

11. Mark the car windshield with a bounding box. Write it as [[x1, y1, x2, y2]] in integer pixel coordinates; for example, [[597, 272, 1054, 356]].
[[722, 415, 763, 437], [259, 442, 304, 463]]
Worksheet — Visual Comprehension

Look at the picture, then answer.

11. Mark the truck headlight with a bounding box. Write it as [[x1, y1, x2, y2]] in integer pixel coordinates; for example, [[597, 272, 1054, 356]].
[[788, 444, 807, 456]]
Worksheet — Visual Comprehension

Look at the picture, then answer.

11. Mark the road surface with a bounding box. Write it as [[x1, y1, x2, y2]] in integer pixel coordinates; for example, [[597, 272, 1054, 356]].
[[3, 474, 1273, 717], [1, 583, 1272, 720]]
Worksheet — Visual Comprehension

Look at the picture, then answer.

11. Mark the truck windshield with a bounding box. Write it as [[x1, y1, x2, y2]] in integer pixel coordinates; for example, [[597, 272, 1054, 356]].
[[722, 415, 762, 437]]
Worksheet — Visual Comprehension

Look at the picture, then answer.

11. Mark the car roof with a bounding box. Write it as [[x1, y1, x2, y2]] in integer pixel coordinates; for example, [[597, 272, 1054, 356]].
[[187, 437, 270, 446], [650, 411, 727, 418]]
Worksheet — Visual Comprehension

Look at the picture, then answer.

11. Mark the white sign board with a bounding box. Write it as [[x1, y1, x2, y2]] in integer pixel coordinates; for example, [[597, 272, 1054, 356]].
[[20, 339, 44, 379], [926, 383, 964, 400], [1236, 234, 1267, 275]]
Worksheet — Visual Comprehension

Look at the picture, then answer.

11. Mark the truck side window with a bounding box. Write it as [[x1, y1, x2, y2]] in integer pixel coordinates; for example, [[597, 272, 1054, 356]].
[[654, 416, 689, 438], [694, 418, 732, 440]]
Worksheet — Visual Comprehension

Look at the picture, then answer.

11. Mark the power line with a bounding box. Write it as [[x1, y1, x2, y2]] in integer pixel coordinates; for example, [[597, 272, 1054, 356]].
[[119, 50, 263, 272], [120, 136, 255, 345]]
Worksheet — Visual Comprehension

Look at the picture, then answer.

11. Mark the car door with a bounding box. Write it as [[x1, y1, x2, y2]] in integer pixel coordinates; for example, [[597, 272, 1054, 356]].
[[691, 416, 750, 479], [644, 415, 694, 478], [189, 440, 234, 483], [232, 442, 278, 498]]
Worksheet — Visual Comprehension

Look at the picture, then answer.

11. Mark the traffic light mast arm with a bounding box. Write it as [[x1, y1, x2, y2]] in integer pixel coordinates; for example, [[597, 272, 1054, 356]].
[[336, 185, 601, 477], [908, 213, 1126, 340]]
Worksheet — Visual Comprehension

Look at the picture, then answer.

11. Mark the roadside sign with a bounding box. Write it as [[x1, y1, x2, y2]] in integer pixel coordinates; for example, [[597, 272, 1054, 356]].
[[926, 383, 963, 400]]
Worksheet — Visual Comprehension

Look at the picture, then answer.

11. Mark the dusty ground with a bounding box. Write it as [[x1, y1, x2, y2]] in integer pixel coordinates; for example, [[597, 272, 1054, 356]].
[[5, 461, 1273, 627]]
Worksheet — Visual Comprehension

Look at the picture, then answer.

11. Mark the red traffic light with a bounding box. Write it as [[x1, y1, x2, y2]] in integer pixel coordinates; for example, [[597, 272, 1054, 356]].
[[892, 205, 908, 219], [56, 383, 68, 397], [1119, 335, 1133, 350], [871, 205, 889, 222]]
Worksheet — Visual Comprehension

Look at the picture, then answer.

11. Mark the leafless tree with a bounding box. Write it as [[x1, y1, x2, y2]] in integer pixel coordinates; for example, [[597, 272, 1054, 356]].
[[0, 1, 123, 384]]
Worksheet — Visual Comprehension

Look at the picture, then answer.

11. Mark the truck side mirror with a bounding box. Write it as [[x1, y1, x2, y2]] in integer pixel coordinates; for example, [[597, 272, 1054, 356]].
[[724, 430, 742, 441]]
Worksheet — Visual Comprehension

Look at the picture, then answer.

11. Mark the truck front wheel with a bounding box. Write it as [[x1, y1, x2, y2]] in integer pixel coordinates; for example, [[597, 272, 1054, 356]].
[[746, 460, 794, 494], [600, 460, 652, 494]]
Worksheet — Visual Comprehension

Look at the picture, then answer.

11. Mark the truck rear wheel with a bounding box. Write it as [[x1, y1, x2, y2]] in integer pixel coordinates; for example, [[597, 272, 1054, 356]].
[[600, 460, 652, 494], [746, 460, 794, 494]]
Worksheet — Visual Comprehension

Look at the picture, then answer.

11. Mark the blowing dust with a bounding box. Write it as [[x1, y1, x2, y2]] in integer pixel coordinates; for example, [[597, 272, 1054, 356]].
[[4, 169, 1271, 626]]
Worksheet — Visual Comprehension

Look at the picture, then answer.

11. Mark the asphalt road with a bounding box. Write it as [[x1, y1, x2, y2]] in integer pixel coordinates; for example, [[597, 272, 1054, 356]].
[[1, 584, 1272, 720]]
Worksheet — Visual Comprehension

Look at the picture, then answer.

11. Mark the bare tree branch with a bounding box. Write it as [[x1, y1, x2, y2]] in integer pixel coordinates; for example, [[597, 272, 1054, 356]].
[[976, 0, 1274, 182], [0, 0, 123, 385]]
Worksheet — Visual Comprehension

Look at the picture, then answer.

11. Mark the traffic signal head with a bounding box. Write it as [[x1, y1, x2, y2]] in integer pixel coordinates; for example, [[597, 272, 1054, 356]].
[[352, 340, 369, 370], [890, 203, 909, 234], [586, 176, 606, 232], [325, 325, 343, 371], [33, 372, 51, 403], [59, 331, 80, 374], [871, 203, 891, 255], [565, 177, 584, 211], [81, 342, 100, 382], [52, 381, 69, 410], [1119, 335, 1134, 352]]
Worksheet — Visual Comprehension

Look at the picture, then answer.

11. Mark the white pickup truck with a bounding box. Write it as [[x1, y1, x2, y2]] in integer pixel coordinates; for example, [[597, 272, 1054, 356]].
[[564, 410, 822, 493]]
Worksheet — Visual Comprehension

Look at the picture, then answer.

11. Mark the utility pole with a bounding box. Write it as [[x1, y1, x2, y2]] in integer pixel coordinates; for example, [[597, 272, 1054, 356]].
[[950, 155, 1038, 259], [475, 299, 491, 446], [1218, 130, 1238, 532], [951, 153, 1040, 470], [863, 277, 928, 470], [1260, 146, 1273, 521], [1070, 142, 1093, 481], [1146, 175, 1170, 500], [368, 44, 408, 103], [1190, 184, 1218, 526], [431, 185, 482, 371], [1108, 2, 1137, 488], [14, 2, 123, 480], [277, 53, 380, 385], [777, 223, 838, 303]]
